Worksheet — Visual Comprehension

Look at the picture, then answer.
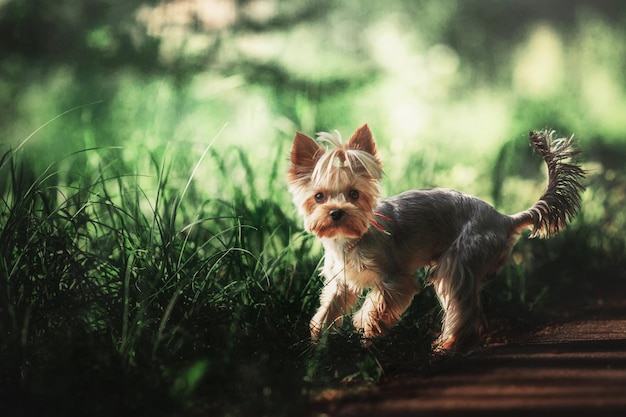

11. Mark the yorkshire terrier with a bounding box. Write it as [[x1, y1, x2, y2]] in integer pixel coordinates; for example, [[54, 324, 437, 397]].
[[288, 124, 585, 353]]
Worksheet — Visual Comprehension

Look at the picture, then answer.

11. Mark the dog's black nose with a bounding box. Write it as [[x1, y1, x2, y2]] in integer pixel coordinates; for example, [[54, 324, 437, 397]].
[[329, 209, 344, 221]]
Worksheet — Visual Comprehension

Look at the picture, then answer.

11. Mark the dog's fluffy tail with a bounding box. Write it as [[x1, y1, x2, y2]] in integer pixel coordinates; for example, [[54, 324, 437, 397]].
[[511, 130, 586, 238]]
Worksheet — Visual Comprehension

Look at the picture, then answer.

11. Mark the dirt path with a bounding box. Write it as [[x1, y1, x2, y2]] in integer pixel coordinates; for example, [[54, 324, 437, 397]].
[[314, 282, 626, 416]]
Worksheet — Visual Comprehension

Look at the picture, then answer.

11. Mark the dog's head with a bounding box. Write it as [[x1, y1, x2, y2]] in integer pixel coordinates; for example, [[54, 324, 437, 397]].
[[287, 124, 383, 239]]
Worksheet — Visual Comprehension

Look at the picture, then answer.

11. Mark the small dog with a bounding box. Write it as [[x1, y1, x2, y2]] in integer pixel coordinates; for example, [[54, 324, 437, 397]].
[[288, 124, 585, 353]]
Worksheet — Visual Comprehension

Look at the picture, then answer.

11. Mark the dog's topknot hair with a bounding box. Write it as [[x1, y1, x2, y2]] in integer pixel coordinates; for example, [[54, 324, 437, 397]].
[[311, 130, 383, 187]]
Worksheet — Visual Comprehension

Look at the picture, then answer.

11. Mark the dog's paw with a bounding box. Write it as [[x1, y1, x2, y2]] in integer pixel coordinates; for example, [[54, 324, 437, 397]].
[[433, 334, 483, 356], [354, 316, 386, 341]]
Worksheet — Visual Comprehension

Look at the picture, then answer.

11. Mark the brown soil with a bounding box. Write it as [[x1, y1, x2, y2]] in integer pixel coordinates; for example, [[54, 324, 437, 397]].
[[312, 281, 626, 416]]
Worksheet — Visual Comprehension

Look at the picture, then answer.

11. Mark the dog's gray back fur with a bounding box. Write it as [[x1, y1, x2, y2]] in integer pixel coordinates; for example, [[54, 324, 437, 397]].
[[356, 189, 514, 276]]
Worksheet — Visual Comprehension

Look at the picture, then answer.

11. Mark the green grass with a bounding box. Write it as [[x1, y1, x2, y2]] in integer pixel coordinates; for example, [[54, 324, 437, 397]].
[[0, 138, 322, 416]]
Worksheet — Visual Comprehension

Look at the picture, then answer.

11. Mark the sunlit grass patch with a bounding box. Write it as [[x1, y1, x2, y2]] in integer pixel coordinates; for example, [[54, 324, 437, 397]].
[[0, 140, 322, 415]]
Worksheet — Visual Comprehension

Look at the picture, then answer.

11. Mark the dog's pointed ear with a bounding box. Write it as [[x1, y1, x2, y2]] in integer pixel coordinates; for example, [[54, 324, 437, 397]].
[[289, 132, 323, 181], [290, 132, 322, 166], [347, 124, 377, 157]]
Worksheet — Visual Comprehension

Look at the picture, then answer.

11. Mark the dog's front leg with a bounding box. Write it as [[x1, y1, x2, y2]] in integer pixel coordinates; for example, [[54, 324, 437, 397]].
[[310, 277, 358, 339], [353, 276, 417, 340]]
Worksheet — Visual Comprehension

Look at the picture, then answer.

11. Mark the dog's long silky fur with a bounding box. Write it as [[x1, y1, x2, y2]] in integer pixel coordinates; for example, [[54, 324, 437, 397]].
[[288, 125, 585, 354]]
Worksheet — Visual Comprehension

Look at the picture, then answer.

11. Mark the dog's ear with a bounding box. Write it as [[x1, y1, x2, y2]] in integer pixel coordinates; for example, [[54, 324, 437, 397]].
[[347, 124, 377, 157], [289, 132, 322, 181], [290, 132, 322, 166]]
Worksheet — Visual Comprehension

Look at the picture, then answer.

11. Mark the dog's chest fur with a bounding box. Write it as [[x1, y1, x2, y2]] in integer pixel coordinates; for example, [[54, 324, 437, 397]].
[[321, 238, 381, 290]]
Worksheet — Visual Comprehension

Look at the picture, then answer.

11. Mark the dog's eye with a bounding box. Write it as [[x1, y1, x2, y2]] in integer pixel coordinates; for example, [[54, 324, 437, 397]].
[[314, 192, 325, 203], [348, 189, 359, 200]]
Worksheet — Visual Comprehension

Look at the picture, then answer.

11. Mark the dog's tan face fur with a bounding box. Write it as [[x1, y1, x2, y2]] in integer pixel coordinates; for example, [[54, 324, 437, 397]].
[[288, 124, 584, 354]]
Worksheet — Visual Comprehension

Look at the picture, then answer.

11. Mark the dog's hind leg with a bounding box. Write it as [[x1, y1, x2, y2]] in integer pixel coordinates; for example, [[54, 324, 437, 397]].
[[430, 231, 495, 353]]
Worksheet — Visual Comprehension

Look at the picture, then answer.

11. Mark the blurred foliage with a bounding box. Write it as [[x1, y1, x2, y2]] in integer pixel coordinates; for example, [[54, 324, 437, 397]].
[[2, 0, 626, 198], [2, 0, 626, 415]]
